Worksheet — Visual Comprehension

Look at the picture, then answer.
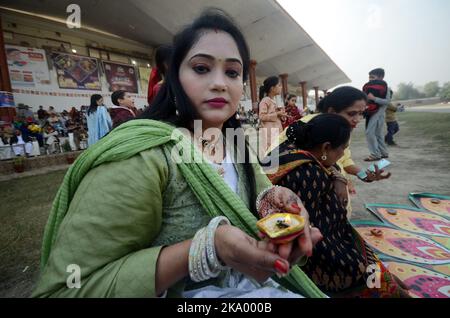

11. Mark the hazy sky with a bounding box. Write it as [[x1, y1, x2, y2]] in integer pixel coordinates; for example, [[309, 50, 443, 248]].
[[278, 0, 450, 91]]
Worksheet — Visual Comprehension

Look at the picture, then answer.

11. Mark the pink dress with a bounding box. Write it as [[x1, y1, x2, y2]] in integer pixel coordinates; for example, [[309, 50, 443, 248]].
[[258, 97, 283, 155]]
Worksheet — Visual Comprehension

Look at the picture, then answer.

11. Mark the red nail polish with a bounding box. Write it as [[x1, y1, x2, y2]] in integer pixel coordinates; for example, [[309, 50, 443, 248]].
[[291, 203, 300, 210], [274, 259, 288, 274]]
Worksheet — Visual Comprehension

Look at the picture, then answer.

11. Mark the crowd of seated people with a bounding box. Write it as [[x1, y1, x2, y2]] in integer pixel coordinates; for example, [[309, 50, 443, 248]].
[[0, 105, 87, 158]]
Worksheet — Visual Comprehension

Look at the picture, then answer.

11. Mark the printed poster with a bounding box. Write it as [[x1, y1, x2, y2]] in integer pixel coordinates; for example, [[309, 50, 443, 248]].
[[5, 45, 50, 86], [103, 61, 138, 93], [52, 52, 101, 90]]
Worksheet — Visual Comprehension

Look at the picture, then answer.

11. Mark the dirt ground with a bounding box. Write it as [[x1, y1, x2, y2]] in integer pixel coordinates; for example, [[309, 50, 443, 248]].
[[1, 111, 449, 298], [348, 115, 450, 221], [246, 112, 450, 223]]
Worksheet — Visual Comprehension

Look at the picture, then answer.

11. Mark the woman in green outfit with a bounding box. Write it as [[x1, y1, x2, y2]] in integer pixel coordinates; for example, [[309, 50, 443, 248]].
[[33, 10, 324, 298]]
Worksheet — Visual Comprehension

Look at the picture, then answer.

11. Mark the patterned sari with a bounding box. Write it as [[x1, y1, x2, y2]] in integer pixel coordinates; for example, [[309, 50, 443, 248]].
[[263, 141, 410, 298]]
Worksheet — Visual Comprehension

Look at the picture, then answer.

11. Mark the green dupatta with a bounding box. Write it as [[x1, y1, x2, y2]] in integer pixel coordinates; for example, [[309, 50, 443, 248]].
[[41, 119, 326, 298]]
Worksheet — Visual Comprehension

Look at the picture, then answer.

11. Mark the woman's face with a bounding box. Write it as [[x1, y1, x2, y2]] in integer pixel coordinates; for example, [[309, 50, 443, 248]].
[[323, 142, 348, 167], [179, 30, 244, 130], [288, 97, 297, 106], [329, 99, 366, 129], [97, 98, 103, 106], [271, 83, 282, 96]]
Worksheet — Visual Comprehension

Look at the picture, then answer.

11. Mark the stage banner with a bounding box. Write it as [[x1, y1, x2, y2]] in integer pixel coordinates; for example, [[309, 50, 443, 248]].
[[5, 45, 51, 86], [52, 52, 101, 90], [103, 61, 139, 93]]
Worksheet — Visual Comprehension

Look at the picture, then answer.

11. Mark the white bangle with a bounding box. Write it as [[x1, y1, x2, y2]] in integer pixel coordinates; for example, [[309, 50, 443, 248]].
[[189, 228, 205, 282], [198, 228, 218, 280], [206, 216, 230, 271], [188, 216, 231, 282]]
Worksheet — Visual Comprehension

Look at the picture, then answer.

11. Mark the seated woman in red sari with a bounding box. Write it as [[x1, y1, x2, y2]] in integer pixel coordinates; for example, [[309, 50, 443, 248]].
[[282, 94, 303, 129], [263, 114, 410, 298]]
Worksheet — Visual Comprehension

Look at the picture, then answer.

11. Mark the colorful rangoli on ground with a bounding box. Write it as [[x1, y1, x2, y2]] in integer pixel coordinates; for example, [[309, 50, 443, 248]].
[[351, 193, 450, 298]]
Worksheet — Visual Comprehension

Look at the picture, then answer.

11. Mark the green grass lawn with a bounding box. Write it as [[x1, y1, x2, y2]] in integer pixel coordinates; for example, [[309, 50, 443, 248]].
[[397, 112, 450, 146], [350, 112, 450, 153], [1, 111, 450, 297], [0, 170, 66, 297]]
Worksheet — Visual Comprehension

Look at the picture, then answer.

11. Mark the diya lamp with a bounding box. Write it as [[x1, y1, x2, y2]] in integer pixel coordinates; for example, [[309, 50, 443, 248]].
[[256, 213, 305, 244]]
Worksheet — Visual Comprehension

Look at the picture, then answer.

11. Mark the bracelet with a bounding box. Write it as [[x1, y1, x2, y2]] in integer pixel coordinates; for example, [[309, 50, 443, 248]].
[[256, 185, 280, 218], [188, 227, 206, 282], [256, 186, 274, 211], [198, 228, 217, 281], [206, 216, 230, 271], [188, 216, 231, 282]]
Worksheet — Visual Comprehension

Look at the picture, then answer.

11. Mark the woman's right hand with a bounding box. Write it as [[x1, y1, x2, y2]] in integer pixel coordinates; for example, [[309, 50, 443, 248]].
[[214, 224, 290, 282], [277, 110, 286, 119]]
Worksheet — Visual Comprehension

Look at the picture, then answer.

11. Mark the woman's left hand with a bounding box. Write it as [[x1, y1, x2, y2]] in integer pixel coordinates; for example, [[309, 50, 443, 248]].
[[365, 164, 391, 182], [258, 186, 323, 263]]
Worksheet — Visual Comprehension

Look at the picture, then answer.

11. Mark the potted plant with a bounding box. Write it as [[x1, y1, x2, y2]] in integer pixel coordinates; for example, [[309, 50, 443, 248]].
[[13, 156, 25, 173], [62, 140, 75, 164]]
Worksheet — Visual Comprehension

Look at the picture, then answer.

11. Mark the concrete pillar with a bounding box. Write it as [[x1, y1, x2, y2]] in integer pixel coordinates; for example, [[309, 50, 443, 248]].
[[0, 16, 12, 92], [300, 81, 308, 110], [314, 87, 319, 106], [249, 59, 258, 112], [279, 73, 288, 101]]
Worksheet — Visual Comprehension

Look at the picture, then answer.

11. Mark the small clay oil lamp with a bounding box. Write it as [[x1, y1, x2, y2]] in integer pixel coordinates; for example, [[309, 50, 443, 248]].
[[256, 213, 305, 244]]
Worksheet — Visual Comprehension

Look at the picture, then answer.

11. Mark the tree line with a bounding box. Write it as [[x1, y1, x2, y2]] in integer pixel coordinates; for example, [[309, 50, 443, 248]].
[[393, 81, 450, 101]]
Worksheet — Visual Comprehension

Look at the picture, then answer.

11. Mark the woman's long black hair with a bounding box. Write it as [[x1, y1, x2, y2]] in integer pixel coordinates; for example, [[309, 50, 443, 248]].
[[259, 76, 279, 101], [88, 94, 103, 115], [316, 86, 367, 113], [284, 94, 297, 107], [140, 9, 258, 215], [286, 113, 352, 151], [154, 45, 173, 79]]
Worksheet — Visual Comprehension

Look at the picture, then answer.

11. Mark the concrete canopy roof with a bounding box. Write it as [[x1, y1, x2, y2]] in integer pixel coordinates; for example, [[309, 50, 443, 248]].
[[1, 0, 350, 90]]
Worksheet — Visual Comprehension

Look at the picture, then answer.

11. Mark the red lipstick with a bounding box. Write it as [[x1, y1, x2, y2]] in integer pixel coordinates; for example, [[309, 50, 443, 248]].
[[206, 97, 228, 108]]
